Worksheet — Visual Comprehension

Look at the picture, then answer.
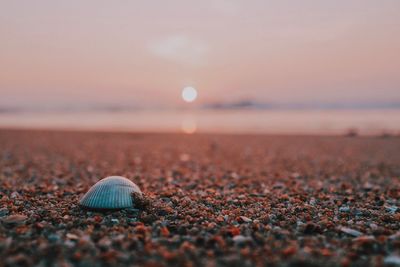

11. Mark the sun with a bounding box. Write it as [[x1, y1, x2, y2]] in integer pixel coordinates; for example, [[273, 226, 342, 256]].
[[181, 86, 198, 103]]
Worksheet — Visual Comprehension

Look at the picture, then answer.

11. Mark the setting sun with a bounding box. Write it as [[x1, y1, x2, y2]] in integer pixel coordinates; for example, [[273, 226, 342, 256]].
[[181, 86, 198, 103]]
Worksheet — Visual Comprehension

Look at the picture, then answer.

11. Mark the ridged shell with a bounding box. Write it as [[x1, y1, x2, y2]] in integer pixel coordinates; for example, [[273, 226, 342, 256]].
[[79, 176, 142, 210]]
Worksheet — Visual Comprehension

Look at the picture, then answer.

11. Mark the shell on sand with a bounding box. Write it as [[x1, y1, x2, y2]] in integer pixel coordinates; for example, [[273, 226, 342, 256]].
[[79, 176, 142, 210]]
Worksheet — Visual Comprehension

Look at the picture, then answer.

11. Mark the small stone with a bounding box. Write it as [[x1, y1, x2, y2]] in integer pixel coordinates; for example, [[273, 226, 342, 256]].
[[363, 182, 373, 191], [5, 253, 29, 266], [10, 191, 20, 199], [64, 240, 75, 248], [282, 245, 297, 256], [48, 234, 61, 243], [126, 218, 137, 224], [238, 216, 252, 223], [303, 222, 321, 234], [339, 206, 351, 213], [389, 232, 400, 240], [216, 216, 225, 222], [231, 172, 240, 179], [98, 237, 112, 248], [160, 226, 170, 237], [384, 255, 400, 266], [386, 206, 398, 214], [291, 172, 300, 179], [232, 235, 252, 244], [352, 235, 376, 244], [111, 218, 120, 224], [124, 208, 140, 216], [1, 214, 27, 227], [272, 182, 285, 189], [66, 233, 79, 240], [320, 248, 332, 257], [179, 153, 190, 162], [93, 215, 103, 223], [369, 223, 378, 229], [339, 227, 363, 237], [0, 208, 9, 217], [228, 226, 241, 236]]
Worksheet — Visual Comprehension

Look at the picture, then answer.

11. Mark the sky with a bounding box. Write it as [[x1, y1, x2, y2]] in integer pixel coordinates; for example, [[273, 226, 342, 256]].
[[0, 0, 400, 109]]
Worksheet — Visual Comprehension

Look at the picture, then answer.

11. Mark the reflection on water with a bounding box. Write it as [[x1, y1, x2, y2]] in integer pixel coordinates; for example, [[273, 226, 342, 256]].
[[0, 109, 399, 135], [181, 115, 197, 134]]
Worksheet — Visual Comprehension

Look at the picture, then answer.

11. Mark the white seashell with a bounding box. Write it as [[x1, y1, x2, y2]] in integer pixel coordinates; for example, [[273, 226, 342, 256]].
[[79, 176, 142, 210]]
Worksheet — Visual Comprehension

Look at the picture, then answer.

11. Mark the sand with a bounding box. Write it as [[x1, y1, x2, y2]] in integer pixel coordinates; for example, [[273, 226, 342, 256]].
[[0, 129, 399, 267]]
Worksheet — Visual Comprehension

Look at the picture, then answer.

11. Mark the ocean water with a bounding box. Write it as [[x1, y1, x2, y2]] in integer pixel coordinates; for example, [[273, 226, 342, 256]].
[[0, 109, 399, 135]]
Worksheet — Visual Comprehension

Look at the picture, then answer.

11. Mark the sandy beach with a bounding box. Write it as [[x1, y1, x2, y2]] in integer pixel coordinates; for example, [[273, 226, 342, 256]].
[[0, 129, 399, 266]]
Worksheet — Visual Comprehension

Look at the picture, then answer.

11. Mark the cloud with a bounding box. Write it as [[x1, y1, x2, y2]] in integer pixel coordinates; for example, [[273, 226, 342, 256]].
[[148, 35, 208, 67]]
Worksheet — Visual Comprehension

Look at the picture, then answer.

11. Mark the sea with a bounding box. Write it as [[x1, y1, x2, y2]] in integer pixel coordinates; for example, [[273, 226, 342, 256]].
[[0, 109, 399, 135]]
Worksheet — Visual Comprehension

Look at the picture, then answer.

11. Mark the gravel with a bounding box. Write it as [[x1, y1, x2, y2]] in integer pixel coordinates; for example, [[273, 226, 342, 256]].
[[0, 129, 399, 267]]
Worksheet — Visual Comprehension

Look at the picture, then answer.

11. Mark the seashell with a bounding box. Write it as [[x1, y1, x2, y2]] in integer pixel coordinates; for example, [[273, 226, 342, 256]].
[[79, 176, 142, 210]]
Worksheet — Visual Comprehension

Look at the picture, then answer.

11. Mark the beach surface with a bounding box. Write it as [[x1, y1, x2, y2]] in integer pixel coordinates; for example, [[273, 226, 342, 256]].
[[0, 129, 399, 266]]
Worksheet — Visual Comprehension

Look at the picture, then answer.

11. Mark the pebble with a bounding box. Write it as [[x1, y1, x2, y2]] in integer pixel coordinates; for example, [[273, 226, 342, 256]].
[[232, 235, 252, 244], [339, 227, 363, 237], [47, 234, 61, 243], [389, 232, 400, 240], [10, 191, 20, 199], [66, 233, 79, 240], [352, 235, 376, 244], [384, 255, 400, 266], [339, 206, 351, 213], [238, 216, 252, 223], [1, 214, 27, 226], [0, 208, 9, 217], [369, 223, 378, 229], [98, 237, 112, 248], [386, 206, 398, 214], [64, 240, 75, 248], [124, 208, 140, 216]]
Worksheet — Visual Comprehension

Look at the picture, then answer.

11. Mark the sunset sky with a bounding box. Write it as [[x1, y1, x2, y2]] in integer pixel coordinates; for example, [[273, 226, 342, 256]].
[[1, 1, 399, 109]]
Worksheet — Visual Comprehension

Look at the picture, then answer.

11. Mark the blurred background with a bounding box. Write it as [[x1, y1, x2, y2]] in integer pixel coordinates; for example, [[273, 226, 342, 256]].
[[1, 1, 399, 135]]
